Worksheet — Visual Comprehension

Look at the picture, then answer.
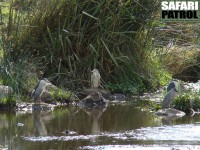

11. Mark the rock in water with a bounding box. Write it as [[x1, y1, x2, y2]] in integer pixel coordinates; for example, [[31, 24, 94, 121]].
[[78, 92, 109, 108], [109, 93, 126, 101], [0, 85, 14, 107], [83, 88, 111, 99], [155, 108, 185, 117], [0, 85, 13, 95]]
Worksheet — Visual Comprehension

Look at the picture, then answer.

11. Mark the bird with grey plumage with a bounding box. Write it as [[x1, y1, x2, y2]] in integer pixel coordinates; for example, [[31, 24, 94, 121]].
[[162, 80, 185, 108], [166, 80, 179, 92], [91, 69, 101, 92], [32, 78, 52, 101]]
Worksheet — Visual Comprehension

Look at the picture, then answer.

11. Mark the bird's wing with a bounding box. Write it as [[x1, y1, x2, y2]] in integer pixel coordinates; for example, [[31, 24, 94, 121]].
[[34, 85, 45, 101], [162, 89, 179, 108], [34, 80, 40, 91], [91, 74, 94, 88], [97, 72, 101, 87], [32, 81, 40, 100]]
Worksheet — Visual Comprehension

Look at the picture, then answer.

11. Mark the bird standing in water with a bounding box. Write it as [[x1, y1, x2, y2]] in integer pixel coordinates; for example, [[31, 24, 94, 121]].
[[91, 69, 101, 92], [32, 78, 52, 101]]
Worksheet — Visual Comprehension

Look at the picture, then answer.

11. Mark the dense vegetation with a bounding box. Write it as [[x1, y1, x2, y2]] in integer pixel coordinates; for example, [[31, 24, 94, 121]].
[[0, 0, 199, 104]]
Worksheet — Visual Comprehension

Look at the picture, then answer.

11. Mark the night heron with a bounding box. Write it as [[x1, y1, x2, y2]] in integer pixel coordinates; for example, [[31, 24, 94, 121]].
[[162, 80, 185, 108], [32, 78, 52, 101], [166, 80, 179, 92], [91, 69, 100, 91], [162, 88, 179, 108]]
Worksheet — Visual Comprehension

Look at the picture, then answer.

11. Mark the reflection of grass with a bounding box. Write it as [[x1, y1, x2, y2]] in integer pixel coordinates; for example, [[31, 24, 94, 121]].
[[53, 107, 70, 118], [0, 112, 36, 141], [134, 100, 161, 111]]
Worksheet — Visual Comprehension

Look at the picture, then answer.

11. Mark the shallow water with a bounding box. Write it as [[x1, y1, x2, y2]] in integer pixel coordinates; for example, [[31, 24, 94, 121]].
[[1, 103, 200, 150]]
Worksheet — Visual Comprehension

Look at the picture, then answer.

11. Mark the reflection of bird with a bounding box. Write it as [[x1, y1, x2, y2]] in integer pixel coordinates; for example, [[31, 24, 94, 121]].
[[91, 69, 100, 90], [34, 113, 47, 136], [32, 78, 52, 101], [162, 80, 185, 108]]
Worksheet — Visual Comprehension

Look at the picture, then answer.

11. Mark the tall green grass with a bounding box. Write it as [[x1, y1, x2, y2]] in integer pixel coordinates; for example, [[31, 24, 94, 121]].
[[1, 0, 168, 96]]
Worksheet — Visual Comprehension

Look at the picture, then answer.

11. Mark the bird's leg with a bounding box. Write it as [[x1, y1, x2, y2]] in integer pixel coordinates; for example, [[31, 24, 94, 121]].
[[93, 86, 97, 94], [92, 87, 95, 93]]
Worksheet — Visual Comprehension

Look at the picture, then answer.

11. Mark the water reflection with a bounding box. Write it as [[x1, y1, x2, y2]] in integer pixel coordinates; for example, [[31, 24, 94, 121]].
[[160, 115, 184, 125], [81, 107, 107, 145], [34, 112, 47, 136], [82, 107, 107, 135], [0, 104, 200, 149]]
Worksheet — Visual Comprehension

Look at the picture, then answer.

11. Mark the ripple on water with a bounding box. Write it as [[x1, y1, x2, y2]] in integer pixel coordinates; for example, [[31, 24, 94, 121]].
[[133, 124, 200, 141], [22, 135, 99, 142], [80, 145, 200, 150], [22, 124, 200, 144]]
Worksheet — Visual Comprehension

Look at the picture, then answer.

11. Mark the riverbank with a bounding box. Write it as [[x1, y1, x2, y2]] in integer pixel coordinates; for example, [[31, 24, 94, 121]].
[[0, 0, 199, 113]]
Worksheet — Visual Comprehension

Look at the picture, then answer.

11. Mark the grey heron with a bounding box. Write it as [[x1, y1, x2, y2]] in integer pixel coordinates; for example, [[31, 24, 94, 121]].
[[91, 69, 100, 90], [32, 78, 52, 101]]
